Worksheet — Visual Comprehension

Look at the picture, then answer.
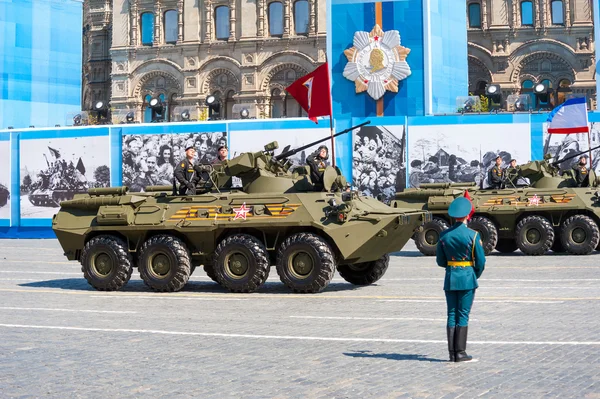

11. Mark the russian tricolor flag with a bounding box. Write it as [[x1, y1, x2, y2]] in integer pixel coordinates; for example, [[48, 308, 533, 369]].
[[547, 97, 589, 134]]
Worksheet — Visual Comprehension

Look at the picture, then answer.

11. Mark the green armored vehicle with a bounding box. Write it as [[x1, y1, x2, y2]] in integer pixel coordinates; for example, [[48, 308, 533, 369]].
[[52, 124, 430, 294], [392, 149, 600, 256]]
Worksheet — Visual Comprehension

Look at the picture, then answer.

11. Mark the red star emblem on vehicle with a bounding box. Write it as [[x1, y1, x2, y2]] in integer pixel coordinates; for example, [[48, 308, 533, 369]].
[[233, 202, 252, 220], [528, 195, 542, 206], [374, 36, 379, 41]]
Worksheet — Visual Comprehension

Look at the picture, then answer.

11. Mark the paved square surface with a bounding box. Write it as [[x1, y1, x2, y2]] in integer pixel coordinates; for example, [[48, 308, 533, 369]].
[[0, 239, 599, 398]]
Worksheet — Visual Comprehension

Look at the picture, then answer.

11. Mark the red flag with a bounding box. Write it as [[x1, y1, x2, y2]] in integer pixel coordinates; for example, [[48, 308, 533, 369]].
[[285, 63, 332, 123], [464, 190, 475, 220]]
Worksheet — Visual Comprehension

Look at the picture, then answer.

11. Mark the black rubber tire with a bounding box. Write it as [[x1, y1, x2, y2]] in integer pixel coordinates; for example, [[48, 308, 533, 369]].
[[560, 215, 600, 255], [138, 235, 192, 292], [213, 234, 270, 293], [414, 218, 450, 256], [515, 216, 554, 256], [80, 235, 133, 291], [203, 263, 220, 284], [276, 233, 336, 293], [495, 239, 518, 253], [337, 254, 389, 286], [468, 216, 498, 255]]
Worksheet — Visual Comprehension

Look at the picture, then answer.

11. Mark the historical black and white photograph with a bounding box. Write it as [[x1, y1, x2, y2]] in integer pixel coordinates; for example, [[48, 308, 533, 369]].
[[19, 136, 111, 219], [228, 128, 331, 168], [352, 125, 406, 203], [407, 123, 531, 188], [122, 132, 227, 192], [543, 122, 599, 173], [0, 139, 11, 220]]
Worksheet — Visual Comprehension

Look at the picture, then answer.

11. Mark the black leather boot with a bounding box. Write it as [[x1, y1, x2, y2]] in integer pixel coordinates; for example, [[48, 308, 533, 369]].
[[455, 326, 473, 362], [447, 326, 456, 362]]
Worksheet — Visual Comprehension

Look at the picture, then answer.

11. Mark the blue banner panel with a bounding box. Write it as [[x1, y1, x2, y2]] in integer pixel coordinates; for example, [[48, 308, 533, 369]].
[[0, 0, 82, 129]]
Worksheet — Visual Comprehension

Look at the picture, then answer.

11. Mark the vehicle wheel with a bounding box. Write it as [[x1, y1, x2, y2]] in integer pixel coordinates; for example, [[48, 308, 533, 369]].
[[560, 215, 600, 255], [468, 216, 498, 255], [495, 239, 518, 253], [515, 216, 554, 256], [338, 254, 389, 286], [276, 233, 336, 293], [213, 234, 270, 293], [414, 218, 450, 256], [138, 235, 192, 292], [203, 263, 220, 284], [80, 235, 133, 291]]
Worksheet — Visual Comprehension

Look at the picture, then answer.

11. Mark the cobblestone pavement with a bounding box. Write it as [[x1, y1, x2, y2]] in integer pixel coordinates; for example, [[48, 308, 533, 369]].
[[1, 239, 599, 399]]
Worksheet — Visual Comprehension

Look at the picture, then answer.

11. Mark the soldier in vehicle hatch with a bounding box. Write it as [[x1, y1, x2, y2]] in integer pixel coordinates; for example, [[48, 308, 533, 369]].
[[487, 156, 503, 189], [572, 155, 590, 187], [174, 145, 197, 195], [306, 145, 329, 191]]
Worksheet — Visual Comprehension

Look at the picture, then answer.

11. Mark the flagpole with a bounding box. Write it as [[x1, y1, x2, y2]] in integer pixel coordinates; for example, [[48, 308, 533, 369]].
[[324, 55, 336, 168], [586, 106, 592, 168]]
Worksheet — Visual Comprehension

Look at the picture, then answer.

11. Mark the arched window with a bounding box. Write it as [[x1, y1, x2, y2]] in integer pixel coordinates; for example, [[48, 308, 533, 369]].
[[141, 12, 154, 45], [468, 3, 481, 28], [215, 6, 230, 40], [294, 0, 309, 35], [521, 79, 535, 109], [269, 2, 284, 36], [520, 1, 533, 26], [271, 88, 284, 118], [164, 10, 178, 43], [557, 79, 572, 105], [551, 1, 564, 25], [474, 80, 487, 97]]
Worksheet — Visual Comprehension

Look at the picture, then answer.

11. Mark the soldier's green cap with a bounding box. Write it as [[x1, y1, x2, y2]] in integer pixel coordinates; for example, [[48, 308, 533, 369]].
[[448, 197, 472, 218]]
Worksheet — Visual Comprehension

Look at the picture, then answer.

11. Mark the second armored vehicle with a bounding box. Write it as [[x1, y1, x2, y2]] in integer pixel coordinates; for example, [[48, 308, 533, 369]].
[[392, 150, 600, 256], [53, 124, 431, 294]]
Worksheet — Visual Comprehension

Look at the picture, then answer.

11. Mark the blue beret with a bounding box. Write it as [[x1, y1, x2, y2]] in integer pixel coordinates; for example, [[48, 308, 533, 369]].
[[448, 197, 472, 218]]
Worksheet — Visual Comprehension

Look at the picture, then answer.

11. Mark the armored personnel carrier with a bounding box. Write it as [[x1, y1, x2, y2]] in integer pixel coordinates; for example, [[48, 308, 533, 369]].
[[53, 123, 431, 294], [29, 188, 80, 207], [392, 148, 600, 256], [0, 183, 9, 207]]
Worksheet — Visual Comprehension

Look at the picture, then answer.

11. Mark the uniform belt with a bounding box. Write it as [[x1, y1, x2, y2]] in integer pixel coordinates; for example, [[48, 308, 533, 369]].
[[447, 261, 473, 267]]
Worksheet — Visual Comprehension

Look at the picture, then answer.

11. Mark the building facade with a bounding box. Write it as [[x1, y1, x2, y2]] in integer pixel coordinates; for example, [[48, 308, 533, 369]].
[[467, 0, 596, 110], [85, 0, 326, 122], [82, 0, 113, 113]]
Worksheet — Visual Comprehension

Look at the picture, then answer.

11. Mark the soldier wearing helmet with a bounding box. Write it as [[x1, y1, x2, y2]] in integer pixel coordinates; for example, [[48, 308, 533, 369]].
[[306, 145, 329, 191]]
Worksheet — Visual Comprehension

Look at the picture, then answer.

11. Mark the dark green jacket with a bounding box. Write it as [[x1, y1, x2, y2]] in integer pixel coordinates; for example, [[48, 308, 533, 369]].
[[436, 223, 486, 291]]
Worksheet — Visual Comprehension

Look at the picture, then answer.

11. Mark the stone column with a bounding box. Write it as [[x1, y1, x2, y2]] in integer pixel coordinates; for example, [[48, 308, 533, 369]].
[[564, 0, 571, 28], [131, 0, 138, 46], [511, 0, 517, 28], [205, 0, 213, 42], [533, 0, 539, 28], [177, 0, 184, 42], [154, 1, 162, 45], [481, 0, 487, 30], [258, 0, 265, 37], [283, 0, 290, 37], [309, 0, 316, 36], [229, 0, 236, 41]]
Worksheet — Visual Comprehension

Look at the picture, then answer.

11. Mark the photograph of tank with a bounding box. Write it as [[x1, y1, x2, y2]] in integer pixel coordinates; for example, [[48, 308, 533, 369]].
[[407, 123, 531, 188], [352, 125, 405, 203], [0, 139, 10, 220], [19, 136, 111, 219], [122, 132, 227, 192], [543, 122, 600, 174]]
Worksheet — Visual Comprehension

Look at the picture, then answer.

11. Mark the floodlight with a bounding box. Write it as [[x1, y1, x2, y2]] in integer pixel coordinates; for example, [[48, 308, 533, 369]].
[[93, 101, 109, 121], [149, 97, 165, 122], [485, 84, 502, 111], [534, 84, 546, 94], [73, 114, 82, 126], [205, 95, 221, 120], [533, 83, 553, 110], [126, 112, 135, 123], [181, 109, 190, 121], [240, 108, 250, 119]]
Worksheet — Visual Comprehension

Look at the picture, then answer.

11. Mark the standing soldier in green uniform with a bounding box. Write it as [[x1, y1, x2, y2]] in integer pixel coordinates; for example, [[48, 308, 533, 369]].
[[174, 145, 197, 195], [436, 197, 486, 362]]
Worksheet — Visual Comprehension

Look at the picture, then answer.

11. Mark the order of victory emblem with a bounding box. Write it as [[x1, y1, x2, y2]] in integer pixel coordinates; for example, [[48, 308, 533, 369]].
[[343, 24, 411, 101]]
